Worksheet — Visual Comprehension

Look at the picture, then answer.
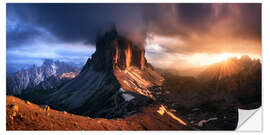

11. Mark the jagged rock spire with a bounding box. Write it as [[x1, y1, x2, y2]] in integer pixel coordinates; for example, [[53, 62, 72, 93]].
[[83, 28, 147, 72]]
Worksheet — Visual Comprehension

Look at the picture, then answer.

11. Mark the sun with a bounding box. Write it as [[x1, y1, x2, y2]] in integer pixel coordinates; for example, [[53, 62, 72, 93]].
[[216, 53, 234, 62], [214, 53, 243, 63]]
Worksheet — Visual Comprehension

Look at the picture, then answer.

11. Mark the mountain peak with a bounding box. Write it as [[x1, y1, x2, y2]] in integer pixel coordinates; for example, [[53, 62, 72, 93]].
[[85, 28, 146, 72], [42, 59, 54, 66], [46, 30, 164, 119]]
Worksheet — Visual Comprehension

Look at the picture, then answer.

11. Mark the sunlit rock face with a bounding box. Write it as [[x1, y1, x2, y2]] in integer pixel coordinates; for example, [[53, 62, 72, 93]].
[[92, 28, 164, 98], [114, 66, 164, 99], [88, 28, 147, 72], [47, 28, 165, 119], [59, 72, 78, 79]]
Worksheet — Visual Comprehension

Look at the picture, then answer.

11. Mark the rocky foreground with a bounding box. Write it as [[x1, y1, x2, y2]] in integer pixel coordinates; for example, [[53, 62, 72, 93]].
[[7, 96, 190, 130]]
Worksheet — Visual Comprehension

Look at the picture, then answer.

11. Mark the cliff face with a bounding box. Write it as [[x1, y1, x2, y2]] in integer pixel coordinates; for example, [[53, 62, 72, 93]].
[[82, 29, 146, 72]]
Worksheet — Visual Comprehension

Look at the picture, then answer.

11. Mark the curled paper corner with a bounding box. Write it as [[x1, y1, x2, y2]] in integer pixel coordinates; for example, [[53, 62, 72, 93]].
[[236, 107, 262, 131]]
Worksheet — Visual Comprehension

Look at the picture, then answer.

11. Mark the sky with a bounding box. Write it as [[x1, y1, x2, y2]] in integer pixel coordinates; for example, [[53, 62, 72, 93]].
[[6, 3, 261, 72]]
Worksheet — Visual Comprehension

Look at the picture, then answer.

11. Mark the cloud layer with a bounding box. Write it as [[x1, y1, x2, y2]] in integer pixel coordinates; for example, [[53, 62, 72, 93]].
[[7, 3, 261, 71]]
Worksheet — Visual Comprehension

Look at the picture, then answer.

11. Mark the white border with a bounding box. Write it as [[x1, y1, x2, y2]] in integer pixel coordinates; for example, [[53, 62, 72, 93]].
[[237, 108, 262, 131], [1, 0, 268, 135]]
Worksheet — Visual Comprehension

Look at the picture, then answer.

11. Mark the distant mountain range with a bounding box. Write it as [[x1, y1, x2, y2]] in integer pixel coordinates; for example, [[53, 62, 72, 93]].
[[198, 55, 261, 109], [161, 55, 261, 110], [6, 59, 80, 95], [198, 55, 261, 81], [7, 61, 84, 74]]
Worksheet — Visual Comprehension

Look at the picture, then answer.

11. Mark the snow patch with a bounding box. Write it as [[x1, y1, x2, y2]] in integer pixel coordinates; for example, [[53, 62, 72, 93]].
[[51, 64, 57, 75], [119, 88, 125, 92], [51, 64, 57, 70], [122, 93, 135, 101], [197, 117, 218, 127]]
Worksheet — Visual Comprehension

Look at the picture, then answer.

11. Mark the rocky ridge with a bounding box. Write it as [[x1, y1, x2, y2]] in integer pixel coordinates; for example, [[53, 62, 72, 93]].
[[7, 59, 79, 95]]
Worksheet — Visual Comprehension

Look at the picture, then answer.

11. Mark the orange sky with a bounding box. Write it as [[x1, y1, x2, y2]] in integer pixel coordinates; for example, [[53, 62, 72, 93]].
[[144, 4, 261, 70]]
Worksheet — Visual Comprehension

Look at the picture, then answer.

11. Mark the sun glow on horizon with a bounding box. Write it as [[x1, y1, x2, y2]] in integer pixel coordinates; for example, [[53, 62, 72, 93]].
[[145, 41, 261, 70], [215, 53, 241, 63], [188, 53, 261, 66]]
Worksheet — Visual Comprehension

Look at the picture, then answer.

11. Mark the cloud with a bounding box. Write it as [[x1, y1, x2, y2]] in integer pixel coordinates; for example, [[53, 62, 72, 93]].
[[7, 42, 95, 66], [6, 3, 261, 70], [7, 4, 261, 48], [144, 3, 261, 55], [7, 4, 149, 46]]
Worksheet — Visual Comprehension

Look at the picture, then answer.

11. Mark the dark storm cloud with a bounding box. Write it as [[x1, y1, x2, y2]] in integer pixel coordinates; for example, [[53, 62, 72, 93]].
[[7, 26, 40, 47], [7, 3, 261, 54], [7, 3, 149, 46]]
